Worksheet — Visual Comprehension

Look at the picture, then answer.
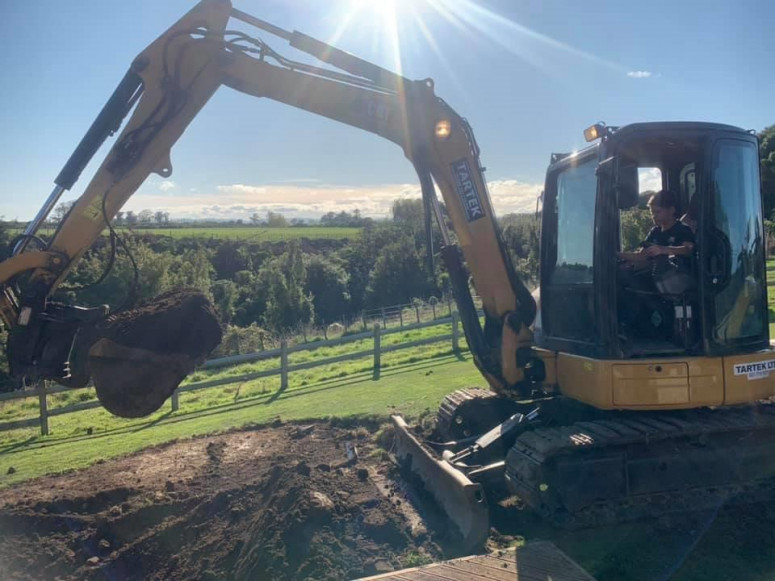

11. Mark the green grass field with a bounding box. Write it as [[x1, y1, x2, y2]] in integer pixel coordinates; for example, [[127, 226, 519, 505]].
[[0, 321, 469, 485], [15, 226, 361, 242], [0, 354, 480, 487], [130, 226, 361, 241]]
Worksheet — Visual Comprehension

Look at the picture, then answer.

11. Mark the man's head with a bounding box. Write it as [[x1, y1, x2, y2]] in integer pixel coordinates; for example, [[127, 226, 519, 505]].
[[647, 190, 679, 228]]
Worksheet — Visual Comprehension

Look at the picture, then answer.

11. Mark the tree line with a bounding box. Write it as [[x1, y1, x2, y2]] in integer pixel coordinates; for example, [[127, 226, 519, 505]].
[[45, 204, 376, 229]]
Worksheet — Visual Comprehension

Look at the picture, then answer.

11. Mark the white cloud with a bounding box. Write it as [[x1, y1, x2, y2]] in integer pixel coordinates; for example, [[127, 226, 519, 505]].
[[627, 70, 652, 79], [159, 180, 176, 192], [638, 167, 662, 192], [124, 179, 544, 221], [487, 180, 544, 214]]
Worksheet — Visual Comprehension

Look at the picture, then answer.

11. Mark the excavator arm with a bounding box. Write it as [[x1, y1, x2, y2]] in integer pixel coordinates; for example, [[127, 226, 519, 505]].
[[1, 0, 536, 417]]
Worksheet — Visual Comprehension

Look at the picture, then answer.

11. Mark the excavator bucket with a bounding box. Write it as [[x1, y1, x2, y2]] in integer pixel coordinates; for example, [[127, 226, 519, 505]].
[[391, 415, 489, 553], [90, 339, 198, 418], [84, 289, 222, 418]]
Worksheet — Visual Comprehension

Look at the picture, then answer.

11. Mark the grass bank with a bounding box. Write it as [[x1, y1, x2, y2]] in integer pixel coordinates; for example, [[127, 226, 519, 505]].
[[0, 355, 481, 487], [0, 321, 459, 443]]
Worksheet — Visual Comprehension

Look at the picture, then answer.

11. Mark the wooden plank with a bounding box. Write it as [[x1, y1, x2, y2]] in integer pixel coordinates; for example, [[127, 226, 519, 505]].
[[286, 329, 373, 352], [421, 563, 486, 581], [355, 543, 596, 581], [178, 368, 280, 393], [37, 384, 48, 436], [280, 340, 288, 390], [444, 559, 517, 581], [452, 552, 583, 581], [394, 570, 452, 581], [0, 382, 71, 401], [373, 324, 381, 380], [380, 334, 453, 354], [202, 347, 282, 369], [469, 559, 576, 581], [286, 349, 373, 373], [0, 390, 32, 402], [482, 553, 590, 579], [48, 400, 101, 416], [202, 314, 459, 369]]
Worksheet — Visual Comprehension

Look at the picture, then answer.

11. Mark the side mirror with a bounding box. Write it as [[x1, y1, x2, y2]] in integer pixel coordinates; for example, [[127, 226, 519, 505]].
[[597, 157, 639, 209], [535, 191, 544, 221], [615, 165, 640, 209]]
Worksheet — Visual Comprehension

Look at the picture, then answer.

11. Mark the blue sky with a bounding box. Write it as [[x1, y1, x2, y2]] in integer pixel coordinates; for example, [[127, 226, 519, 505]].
[[0, 0, 771, 221]]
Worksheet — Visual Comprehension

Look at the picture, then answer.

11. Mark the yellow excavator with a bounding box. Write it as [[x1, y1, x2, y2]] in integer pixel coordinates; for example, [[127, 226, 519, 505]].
[[2, 0, 774, 551]]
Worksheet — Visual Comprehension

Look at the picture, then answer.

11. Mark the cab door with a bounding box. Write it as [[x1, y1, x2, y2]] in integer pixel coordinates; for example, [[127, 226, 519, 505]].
[[701, 135, 768, 354], [539, 152, 600, 356]]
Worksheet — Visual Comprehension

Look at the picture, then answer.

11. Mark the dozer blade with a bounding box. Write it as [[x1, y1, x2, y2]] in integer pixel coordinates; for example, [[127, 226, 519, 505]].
[[391, 415, 489, 553]]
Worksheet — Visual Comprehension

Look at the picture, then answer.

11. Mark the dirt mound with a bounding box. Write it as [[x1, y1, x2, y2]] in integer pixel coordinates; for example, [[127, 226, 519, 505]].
[[0, 422, 442, 580]]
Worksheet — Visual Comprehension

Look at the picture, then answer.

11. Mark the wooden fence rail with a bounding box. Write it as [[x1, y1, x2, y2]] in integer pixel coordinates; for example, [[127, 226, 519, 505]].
[[0, 313, 465, 436]]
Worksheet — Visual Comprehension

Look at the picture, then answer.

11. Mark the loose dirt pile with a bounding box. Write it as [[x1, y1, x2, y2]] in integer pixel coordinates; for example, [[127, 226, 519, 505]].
[[0, 421, 444, 581], [95, 289, 222, 358]]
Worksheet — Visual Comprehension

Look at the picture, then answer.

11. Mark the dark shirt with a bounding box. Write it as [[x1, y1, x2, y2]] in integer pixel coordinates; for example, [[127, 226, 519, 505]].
[[642, 221, 695, 269], [643, 221, 695, 248]]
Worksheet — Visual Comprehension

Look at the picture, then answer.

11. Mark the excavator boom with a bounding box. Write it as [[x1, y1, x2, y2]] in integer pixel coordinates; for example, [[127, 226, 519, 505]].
[[1, 0, 535, 417]]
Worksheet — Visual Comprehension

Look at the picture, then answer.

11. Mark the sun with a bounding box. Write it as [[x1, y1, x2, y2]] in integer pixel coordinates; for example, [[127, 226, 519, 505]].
[[328, 0, 622, 90], [331, 0, 407, 74], [348, 0, 403, 19]]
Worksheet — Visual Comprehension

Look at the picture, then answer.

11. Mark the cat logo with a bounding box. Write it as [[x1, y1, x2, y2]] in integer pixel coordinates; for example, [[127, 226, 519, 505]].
[[366, 100, 390, 123]]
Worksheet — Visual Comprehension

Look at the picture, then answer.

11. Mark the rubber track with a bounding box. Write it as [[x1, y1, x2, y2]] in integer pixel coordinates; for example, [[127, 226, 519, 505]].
[[505, 404, 775, 526], [436, 388, 494, 441]]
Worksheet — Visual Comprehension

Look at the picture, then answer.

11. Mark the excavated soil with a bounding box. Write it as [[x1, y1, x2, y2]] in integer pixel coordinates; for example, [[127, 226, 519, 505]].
[[0, 421, 445, 581], [86, 289, 223, 418], [94, 288, 222, 357]]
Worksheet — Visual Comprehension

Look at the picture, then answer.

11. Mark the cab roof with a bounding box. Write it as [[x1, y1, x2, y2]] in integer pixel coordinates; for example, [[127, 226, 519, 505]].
[[549, 121, 752, 167]]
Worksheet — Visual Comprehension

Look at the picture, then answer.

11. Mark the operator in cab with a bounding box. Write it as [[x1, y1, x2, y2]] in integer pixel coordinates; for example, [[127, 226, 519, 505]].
[[617, 189, 697, 344], [618, 190, 695, 268]]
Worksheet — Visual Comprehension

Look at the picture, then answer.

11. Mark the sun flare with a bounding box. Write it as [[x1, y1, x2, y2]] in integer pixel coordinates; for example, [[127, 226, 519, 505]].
[[329, 0, 621, 89], [342, 0, 405, 74], [349, 0, 402, 19]]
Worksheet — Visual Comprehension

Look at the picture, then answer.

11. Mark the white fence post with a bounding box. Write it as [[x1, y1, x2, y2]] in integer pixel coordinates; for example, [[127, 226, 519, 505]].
[[281, 340, 289, 389], [38, 382, 49, 436], [373, 324, 381, 380], [451, 312, 460, 354]]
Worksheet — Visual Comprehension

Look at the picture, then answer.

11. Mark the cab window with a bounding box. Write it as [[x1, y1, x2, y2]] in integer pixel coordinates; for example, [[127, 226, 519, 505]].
[[550, 159, 597, 284], [710, 140, 766, 344]]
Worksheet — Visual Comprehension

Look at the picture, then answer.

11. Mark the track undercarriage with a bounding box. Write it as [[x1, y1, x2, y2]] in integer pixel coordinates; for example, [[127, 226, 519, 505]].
[[392, 388, 775, 550]]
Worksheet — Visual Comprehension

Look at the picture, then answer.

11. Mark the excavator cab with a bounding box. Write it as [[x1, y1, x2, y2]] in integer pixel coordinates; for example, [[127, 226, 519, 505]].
[[538, 122, 768, 360]]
